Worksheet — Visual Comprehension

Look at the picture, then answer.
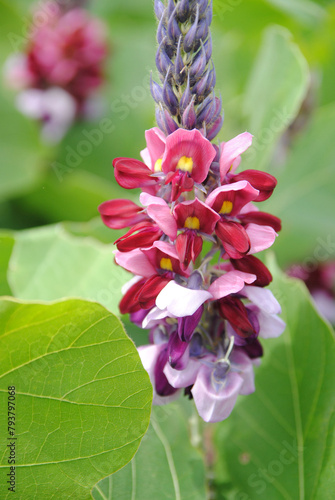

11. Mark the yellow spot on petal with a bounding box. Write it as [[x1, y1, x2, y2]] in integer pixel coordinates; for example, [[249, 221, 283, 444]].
[[154, 158, 163, 172], [177, 156, 193, 173], [184, 216, 200, 230], [160, 258, 173, 271], [219, 200, 233, 214]]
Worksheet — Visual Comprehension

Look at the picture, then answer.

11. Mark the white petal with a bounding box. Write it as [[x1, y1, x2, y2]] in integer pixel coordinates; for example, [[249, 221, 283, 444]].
[[156, 281, 212, 317]]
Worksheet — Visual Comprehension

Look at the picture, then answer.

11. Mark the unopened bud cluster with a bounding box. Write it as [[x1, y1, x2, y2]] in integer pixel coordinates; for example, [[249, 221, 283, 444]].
[[152, 0, 222, 140]]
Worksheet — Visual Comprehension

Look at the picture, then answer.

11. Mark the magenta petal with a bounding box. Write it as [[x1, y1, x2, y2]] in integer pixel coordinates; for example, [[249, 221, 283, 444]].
[[138, 345, 180, 405], [115, 249, 156, 277], [220, 132, 253, 181], [178, 305, 203, 342], [208, 271, 256, 300], [167, 332, 190, 370], [246, 223, 277, 254], [192, 366, 243, 423]]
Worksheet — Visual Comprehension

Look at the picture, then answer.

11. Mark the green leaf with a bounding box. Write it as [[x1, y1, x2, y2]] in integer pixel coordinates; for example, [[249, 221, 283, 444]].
[[263, 0, 325, 26], [214, 256, 335, 500], [243, 26, 309, 171], [92, 404, 207, 500], [0, 298, 152, 499], [267, 102, 335, 266], [8, 225, 130, 316], [0, 232, 14, 295]]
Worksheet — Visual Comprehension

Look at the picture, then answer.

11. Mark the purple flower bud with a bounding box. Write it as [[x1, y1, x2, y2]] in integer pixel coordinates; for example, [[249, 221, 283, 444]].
[[206, 115, 223, 141], [163, 70, 179, 116], [184, 5, 199, 52], [196, 18, 209, 41], [198, 0, 209, 15], [206, 0, 213, 26], [157, 14, 167, 44], [174, 36, 185, 84], [204, 36, 212, 62], [196, 93, 215, 123], [156, 105, 179, 135], [180, 74, 192, 112], [156, 39, 172, 75], [189, 42, 207, 78], [192, 68, 210, 97], [167, 8, 182, 41], [154, 0, 165, 20], [176, 0, 190, 23], [182, 99, 197, 129], [150, 74, 163, 104], [167, 0, 175, 17], [205, 65, 216, 93]]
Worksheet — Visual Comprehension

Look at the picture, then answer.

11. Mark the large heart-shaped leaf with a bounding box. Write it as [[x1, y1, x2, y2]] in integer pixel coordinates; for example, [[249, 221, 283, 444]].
[[214, 256, 335, 499], [7, 225, 129, 315], [0, 298, 152, 499], [92, 404, 207, 500]]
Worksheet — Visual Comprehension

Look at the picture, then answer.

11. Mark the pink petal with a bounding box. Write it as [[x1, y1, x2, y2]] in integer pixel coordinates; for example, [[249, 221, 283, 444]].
[[140, 147, 151, 168], [174, 198, 220, 234], [246, 223, 277, 254], [220, 132, 253, 181], [140, 193, 177, 241], [115, 249, 156, 277], [162, 128, 216, 183], [257, 310, 286, 339], [230, 350, 255, 395], [208, 271, 256, 300], [205, 180, 259, 216], [192, 366, 243, 422], [156, 281, 212, 317], [145, 127, 166, 170], [242, 286, 282, 314]]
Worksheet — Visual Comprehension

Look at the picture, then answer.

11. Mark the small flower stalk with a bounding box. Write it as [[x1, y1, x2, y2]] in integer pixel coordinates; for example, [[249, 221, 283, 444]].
[[4, 1, 108, 143], [100, 0, 285, 423]]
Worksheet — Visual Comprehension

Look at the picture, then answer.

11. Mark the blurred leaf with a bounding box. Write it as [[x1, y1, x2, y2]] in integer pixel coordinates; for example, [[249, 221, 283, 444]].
[[243, 26, 309, 171], [0, 2, 47, 201], [0, 232, 14, 294], [214, 256, 335, 500], [92, 404, 207, 500], [264, 0, 325, 26], [7, 225, 130, 315], [0, 298, 152, 499], [16, 169, 130, 224], [267, 102, 335, 266]]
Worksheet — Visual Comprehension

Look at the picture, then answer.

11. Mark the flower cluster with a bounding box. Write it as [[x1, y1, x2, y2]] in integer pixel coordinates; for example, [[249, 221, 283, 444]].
[[4, 1, 108, 142], [99, 0, 285, 422]]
